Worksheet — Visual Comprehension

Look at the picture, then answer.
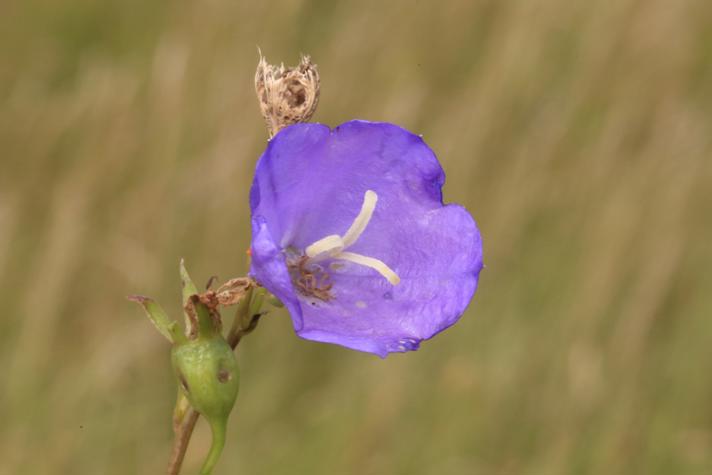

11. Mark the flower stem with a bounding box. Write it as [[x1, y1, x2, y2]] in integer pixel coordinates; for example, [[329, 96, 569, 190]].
[[167, 408, 200, 475], [227, 286, 265, 348], [199, 419, 227, 475]]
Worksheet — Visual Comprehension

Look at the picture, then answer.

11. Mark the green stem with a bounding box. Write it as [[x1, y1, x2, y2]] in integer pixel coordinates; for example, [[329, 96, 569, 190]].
[[227, 286, 253, 346], [199, 419, 227, 475]]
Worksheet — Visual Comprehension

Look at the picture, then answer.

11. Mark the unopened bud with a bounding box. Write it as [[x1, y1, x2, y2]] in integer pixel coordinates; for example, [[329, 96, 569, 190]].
[[172, 336, 238, 474], [172, 335, 239, 422]]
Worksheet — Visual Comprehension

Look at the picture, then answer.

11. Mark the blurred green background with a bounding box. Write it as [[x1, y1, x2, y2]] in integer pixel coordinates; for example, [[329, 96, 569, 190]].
[[2, 0, 712, 474]]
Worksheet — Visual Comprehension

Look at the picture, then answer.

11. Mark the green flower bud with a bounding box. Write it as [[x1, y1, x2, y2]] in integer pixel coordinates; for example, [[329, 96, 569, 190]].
[[131, 260, 245, 474], [172, 335, 239, 474], [172, 336, 239, 427], [173, 260, 240, 474]]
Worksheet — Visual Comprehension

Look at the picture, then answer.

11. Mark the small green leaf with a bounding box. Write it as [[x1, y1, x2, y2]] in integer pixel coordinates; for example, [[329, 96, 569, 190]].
[[267, 292, 284, 308], [128, 295, 186, 344], [180, 260, 221, 339], [249, 286, 267, 316], [180, 259, 201, 336], [180, 258, 199, 306]]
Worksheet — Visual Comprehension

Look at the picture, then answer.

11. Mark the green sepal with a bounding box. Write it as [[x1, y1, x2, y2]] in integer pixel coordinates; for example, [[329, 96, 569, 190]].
[[179, 258, 199, 307], [180, 259, 221, 339], [249, 286, 267, 315], [127, 295, 186, 345], [267, 292, 284, 308]]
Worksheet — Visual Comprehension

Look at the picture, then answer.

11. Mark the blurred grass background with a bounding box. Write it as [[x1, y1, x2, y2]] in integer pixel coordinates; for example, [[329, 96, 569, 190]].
[[2, 0, 712, 474]]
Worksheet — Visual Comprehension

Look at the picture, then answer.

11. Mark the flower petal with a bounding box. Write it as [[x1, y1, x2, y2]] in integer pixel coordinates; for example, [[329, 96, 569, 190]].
[[249, 120, 483, 357], [297, 204, 481, 357], [250, 216, 303, 331]]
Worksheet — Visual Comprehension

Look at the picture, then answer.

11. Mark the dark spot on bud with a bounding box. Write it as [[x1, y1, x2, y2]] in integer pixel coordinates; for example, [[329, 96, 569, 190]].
[[217, 368, 231, 383]]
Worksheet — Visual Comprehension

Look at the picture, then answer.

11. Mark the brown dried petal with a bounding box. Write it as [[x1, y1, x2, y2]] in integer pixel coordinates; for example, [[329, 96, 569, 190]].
[[255, 53, 320, 137]]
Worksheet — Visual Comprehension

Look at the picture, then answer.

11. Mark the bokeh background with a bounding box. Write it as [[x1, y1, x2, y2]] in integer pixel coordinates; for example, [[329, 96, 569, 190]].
[[2, 0, 712, 474]]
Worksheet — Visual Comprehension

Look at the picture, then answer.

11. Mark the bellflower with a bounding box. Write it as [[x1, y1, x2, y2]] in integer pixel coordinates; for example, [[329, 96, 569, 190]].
[[249, 120, 483, 357]]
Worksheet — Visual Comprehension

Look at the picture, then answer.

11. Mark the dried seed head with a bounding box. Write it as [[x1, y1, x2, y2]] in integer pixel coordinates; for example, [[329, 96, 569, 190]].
[[255, 52, 320, 137]]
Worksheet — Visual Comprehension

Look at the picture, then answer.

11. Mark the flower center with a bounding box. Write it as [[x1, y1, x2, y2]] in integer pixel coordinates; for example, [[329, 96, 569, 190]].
[[304, 190, 401, 286]]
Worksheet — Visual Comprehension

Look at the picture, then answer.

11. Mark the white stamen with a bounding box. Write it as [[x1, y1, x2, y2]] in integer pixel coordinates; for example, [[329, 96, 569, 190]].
[[342, 190, 377, 247], [305, 234, 343, 260], [301, 190, 400, 286], [336, 251, 401, 285]]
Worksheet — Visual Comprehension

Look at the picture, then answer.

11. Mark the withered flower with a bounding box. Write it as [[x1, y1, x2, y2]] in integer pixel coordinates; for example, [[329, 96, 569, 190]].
[[254, 53, 320, 137]]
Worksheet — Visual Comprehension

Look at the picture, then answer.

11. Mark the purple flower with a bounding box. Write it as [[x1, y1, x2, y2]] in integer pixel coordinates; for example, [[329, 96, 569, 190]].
[[249, 120, 483, 357]]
